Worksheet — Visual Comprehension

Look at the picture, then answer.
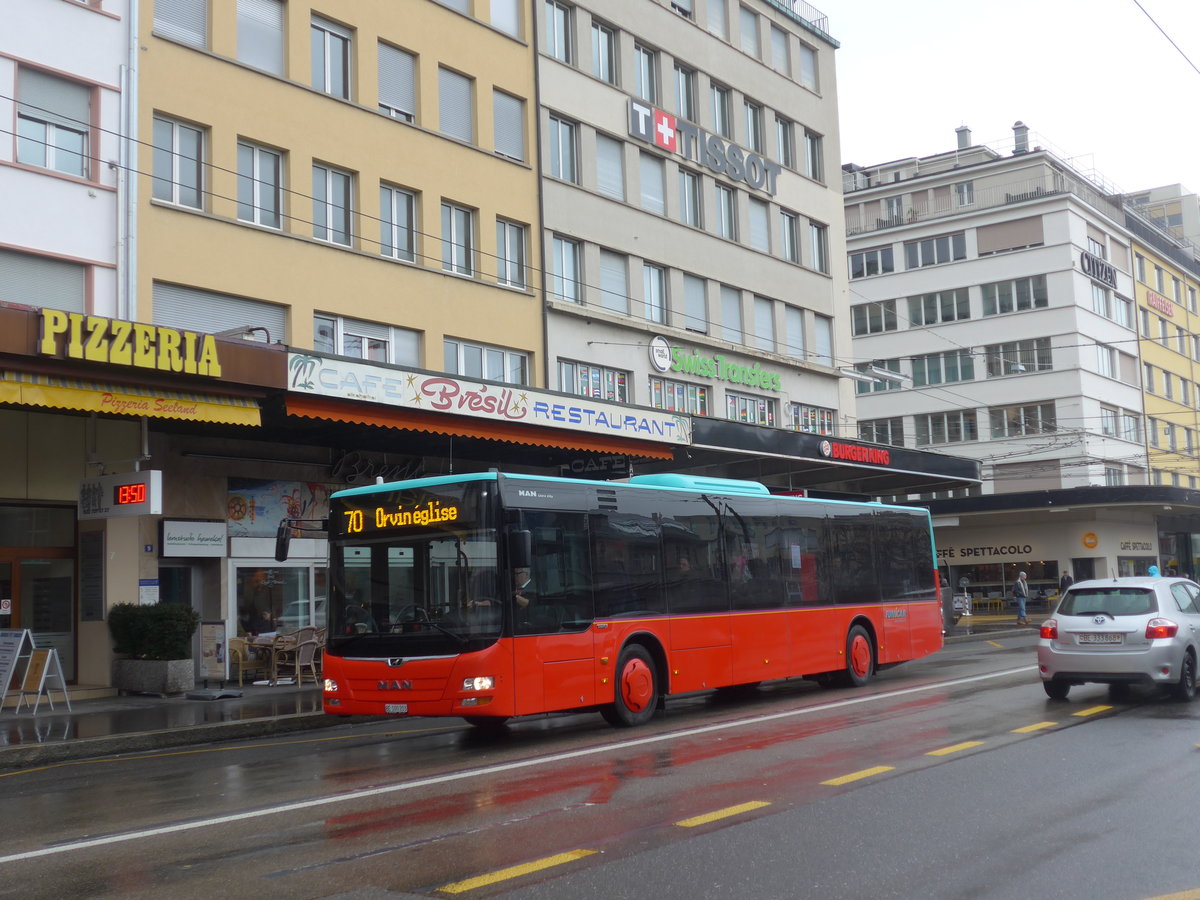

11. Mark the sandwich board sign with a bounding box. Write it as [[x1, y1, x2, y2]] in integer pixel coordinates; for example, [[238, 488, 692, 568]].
[[0, 629, 35, 709], [15, 647, 71, 714]]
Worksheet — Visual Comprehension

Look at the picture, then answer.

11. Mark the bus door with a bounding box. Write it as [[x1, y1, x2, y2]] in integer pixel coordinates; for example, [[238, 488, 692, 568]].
[[874, 511, 929, 663], [512, 511, 596, 715], [724, 498, 790, 685]]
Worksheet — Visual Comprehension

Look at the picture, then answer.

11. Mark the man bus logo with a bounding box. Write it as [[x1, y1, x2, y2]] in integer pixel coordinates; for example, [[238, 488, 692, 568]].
[[379, 680, 413, 691]]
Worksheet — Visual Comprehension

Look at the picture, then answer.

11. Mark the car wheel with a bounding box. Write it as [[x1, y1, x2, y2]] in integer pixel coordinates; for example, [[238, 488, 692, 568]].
[[1172, 652, 1198, 702], [1043, 680, 1070, 701], [602, 644, 659, 727], [843, 625, 875, 687]]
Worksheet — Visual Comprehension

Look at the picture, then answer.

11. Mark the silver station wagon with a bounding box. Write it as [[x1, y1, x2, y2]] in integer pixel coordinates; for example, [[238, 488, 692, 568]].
[[1038, 577, 1200, 701]]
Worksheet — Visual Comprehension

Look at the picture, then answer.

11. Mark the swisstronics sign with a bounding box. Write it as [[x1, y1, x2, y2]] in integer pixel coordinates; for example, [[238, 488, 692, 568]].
[[628, 100, 782, 196]]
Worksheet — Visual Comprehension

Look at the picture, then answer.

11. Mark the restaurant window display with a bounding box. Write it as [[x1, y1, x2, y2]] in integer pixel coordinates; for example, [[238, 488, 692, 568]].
[[944, 560, 1059, 611], [234, 564, 326, 636]]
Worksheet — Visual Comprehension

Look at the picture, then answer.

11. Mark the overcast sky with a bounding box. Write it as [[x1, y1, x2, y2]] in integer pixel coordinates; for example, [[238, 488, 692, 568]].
[[821, 0, 1200, 195]]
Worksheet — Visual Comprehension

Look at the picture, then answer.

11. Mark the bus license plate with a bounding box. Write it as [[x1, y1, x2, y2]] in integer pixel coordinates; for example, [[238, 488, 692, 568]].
[[385, 703, 409, 714], [1079, 633, 1122, 644]]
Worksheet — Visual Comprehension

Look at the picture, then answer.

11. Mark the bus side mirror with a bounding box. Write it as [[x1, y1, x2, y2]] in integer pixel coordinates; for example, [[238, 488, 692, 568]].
[[508, 529, 531, 570], [274, 519, 291, 562]]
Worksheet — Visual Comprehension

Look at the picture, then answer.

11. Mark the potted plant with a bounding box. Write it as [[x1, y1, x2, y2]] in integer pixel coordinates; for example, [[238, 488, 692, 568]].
[[109, 602, 200, 696]]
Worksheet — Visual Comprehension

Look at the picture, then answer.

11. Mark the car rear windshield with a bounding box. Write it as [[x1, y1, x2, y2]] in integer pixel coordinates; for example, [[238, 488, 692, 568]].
[[1058, 588, 1157, 617]]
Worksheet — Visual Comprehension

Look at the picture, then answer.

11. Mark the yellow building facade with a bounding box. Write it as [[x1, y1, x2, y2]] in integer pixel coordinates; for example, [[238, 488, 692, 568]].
[[1132, 237, 1200, 488]]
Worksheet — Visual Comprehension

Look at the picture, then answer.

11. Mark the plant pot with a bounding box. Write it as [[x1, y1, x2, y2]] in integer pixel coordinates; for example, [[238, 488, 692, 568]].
[[113, 658, 195, 697]]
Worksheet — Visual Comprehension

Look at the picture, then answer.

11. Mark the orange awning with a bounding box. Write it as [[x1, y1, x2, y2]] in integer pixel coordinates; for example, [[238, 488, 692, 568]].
[[286, 396, 675, 459]]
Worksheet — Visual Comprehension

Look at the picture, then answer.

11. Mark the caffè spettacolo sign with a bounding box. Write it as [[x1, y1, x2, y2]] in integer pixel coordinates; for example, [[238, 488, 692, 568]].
[[39, 309, 223, 377]]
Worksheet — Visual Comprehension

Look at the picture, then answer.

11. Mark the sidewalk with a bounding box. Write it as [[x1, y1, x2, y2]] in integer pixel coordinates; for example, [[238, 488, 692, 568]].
[[0, 622, 1040, 772], [0, 681, 338, 772]]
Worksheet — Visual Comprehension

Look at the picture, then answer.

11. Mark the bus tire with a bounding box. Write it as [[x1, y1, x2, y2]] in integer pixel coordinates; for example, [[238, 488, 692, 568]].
[[844, 625, 875, 687], [602, 644, 658, 727]]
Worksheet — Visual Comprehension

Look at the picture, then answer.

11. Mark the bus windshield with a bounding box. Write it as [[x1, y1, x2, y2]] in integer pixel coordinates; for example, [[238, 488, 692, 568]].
[[327, 480, 502, 656]]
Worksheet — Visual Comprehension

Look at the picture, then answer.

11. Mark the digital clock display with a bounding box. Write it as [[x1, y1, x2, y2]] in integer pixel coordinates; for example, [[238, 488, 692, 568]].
[[114, 482, 148, 505]]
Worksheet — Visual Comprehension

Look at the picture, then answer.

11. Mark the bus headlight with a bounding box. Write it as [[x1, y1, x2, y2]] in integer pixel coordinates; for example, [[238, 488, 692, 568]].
[[323, 678, 339, 692], [463, 676, 494, 691]]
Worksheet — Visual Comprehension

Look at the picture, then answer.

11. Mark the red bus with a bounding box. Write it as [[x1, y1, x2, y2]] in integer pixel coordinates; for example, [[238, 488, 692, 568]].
[[316, 471, 942, 727]]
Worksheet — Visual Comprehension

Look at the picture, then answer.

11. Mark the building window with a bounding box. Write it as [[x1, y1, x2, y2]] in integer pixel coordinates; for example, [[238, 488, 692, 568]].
[[592, 21, 616, 83], [439, 68, 474, 144], [491, 0, 521, 37], [496, 220, 527, 288], [748, 198, 770, 252], [1100, 406, 1118, 436], [548, 115, 577, 183], [1122, 412, 1141, 442], [796, 43, 817, 90], [984, 338, 1052, 377], [1155, 266, 1165, 292], [380, 184, 416, 261], [728, 392, 777, 427], [715, 185, 737, 240], [643, 263, 667, 324], [683, 273, 707, 333], [744, 100, 764, 153], [711, 84, 732, 138], [599, 250, 628, 313], [770, 24, 790, 74], [545, 0, 573, 63], [1112, 295, 1132, 328], [851, 300, 897, 336], [649, 375, 709, 416], [314, 314, 418, 364], [493, 90, 525, 160], [596, 133, 624, 200], [954, 181, 974, 207], [708, 0, 728, 38], [914, 411, 977, 446], [0, 248, 86, 312], [674, 64, 696, 121], [679, 169, 702, 227], [549, 235, 581, 302], [238, 0, 284, 75], [775, 116, 796, 168], [1087, 235, 1106, 258], [803, 129, 823, 182], [311, 16, 352, 99], [721, 284, 743, 343], [152, 116, 204, 208], [1095, 343, 1115, 379], [989, 402, 1056, 438], [378, 43, 417, 122], [981, 275, 1048, 315], [154, 0, 207, 46], [441, 202, 475, 275], [16, 67, 90, 178], [1144, 363, 1156, 394], [849, 246, 894, 279], [812, 313, 833, 365], [739, 6, 760, 57], [792, 404, 834, 435], [904, 232, 966, 268], [313, 163, 353, 246], [560, 360, 629, 402], [908, 289, 969, 326], [753, 295, 775, 351], [445, 338, 528, 384], [912, 350, 974, 386], [237, 141, 282, 228], [780, 210, 799, 263], [1149, 419, 1161, 449], [784, 305, 804, 360], [639, 153, 665, 215], [634, 44, 659, 103], [859, 417, 903, 446], [854, 359, 903, 394], [809, 223, 829, 274]]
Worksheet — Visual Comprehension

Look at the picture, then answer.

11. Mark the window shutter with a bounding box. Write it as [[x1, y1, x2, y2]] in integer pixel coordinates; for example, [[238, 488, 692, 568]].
[[599, 251, 628, 313], [378, 43, 416, 119], [237, 0, 284, 75], [436, 0, 469, 11], [493, 90, 524, 160], [438, 68, 473, 143], [721, 285, 742, 342], [977, 216, 1044, 254], [770, 26, 789, 74], [739, 7, 759, 56], [491, 0, 520, 36], [0, 249, 86, 312], [639, 154, 665, 214], [596, 136, 624, 200], [784, 306, 805, 358], [18, 68, 90, 130], [342, 316, 389, 342], [684, 274, 707, 331], [749, 198, 770, 251], [152, 282, 287, 343], [154, 0, 208, 47]]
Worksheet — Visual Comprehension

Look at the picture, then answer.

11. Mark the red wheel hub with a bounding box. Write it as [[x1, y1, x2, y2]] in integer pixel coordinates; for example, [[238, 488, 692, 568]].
[[619, 658, 654, 712], [849, 634, 871, 678]]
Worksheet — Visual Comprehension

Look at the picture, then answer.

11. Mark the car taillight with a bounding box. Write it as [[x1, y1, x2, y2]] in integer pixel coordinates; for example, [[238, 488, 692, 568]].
[[1039, 619, 1058, 639], [1146, 618, 1179, 639]]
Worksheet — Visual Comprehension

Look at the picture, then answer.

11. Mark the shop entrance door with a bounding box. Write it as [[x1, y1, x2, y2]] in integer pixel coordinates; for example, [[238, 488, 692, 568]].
[[0, 556, 76, 681]]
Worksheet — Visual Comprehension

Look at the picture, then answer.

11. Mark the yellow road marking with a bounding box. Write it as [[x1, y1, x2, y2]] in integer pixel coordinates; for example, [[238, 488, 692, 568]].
[[438, 850, 597, 894], [1073, 705, 1112, 717], [1139, 889, 1200, 900], [821, 765, 894, 786], [926, 740, 984, 756], [986, 641, 1003, 648], [675, 801, 771, 827], [1012, 721, 1057, 733]]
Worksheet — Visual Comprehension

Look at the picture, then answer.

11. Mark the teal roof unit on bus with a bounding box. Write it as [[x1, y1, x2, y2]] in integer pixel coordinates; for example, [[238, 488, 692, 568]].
[[627, 473, 770, 495]]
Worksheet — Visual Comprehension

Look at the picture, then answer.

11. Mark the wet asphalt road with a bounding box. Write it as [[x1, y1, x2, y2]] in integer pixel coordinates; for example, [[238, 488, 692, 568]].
[[1, 634, 1198, 900]]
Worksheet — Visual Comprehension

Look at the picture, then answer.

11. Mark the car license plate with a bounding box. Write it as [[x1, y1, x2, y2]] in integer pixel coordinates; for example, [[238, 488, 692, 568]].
[[1078, 633, 1122, 644], [385, 703, 409, 714]]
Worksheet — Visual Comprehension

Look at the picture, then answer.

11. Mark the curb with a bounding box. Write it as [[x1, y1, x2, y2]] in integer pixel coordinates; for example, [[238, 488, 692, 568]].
[[0, 711, 342, 771]]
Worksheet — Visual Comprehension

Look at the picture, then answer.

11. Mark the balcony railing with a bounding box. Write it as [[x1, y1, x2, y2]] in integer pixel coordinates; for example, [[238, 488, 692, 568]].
[[764, 0, 829, 36]]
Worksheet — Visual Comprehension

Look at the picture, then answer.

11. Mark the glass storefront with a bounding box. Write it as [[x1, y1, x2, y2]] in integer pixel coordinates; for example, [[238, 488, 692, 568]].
[[233, 563, 326, 636]]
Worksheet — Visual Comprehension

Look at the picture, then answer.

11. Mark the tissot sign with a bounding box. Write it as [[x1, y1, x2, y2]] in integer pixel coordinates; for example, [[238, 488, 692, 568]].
[[628, 100, 781, 196]]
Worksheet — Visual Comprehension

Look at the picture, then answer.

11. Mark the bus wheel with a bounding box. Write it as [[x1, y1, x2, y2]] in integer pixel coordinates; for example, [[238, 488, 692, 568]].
[[844, 625, 875, 687], [603, 645, 658, 727]]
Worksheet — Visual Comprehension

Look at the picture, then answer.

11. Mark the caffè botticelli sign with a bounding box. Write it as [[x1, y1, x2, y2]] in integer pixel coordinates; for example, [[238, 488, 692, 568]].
[[288, 354, 692, 445]]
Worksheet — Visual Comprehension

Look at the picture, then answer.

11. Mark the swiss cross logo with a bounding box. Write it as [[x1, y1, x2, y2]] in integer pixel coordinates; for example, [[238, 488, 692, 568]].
[[653, 110, 678, 153]]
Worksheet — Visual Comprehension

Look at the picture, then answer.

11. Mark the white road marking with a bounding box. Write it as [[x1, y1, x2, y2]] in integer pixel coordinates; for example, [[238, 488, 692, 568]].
[[0, 664, 1035, 864]]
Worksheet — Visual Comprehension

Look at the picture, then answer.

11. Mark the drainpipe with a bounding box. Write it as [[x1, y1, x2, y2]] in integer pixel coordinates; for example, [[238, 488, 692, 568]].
[[118, 0, 139, 320]]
